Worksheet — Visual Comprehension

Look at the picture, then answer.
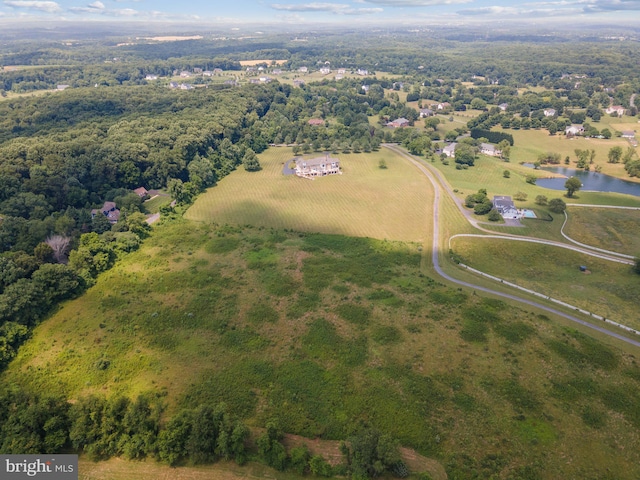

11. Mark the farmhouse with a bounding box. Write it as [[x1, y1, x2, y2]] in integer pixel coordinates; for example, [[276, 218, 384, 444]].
[[543, 108, 556, 116], [357, 69, 368, 76], [493, 196, 518, 219], [499, 103, 509, 111], [308, 118, 325, 126], [565, 124, 584, 136], [298, 66, 308, 73], [420, 108, 434, 117], [480, 143, 501, 157], [621, 131, 635, 139], [294, 154, 341, 179], [133, 187, 148, 198], [91, 201, 120, 224], [442, 143, 457, 157], [606, 105, 625, 116], [388, 118, 410, 128]]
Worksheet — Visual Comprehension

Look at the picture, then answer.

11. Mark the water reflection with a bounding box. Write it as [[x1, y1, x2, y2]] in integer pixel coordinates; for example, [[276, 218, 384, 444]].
[[523, 164, 640, 197]]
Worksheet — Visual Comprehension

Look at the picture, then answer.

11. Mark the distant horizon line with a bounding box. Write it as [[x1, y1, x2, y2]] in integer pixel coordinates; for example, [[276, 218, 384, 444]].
[[0, 18, 639, 30]]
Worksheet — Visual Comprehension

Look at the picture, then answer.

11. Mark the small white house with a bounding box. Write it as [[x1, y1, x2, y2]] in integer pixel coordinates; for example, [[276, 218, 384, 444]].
[[565, 124, 585, 136], [480, 143, 501, 157], [443, 143, 457, 157], [605, 105, 625, 116], [543, 108, 556, 117]]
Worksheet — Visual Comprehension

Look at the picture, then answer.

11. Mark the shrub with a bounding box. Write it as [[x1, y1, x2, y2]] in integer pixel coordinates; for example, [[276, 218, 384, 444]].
[[513, 191, 528, 201], [535, 195, 548, 206], [487, 208, 502, 221], [548, 198, 566, 213]]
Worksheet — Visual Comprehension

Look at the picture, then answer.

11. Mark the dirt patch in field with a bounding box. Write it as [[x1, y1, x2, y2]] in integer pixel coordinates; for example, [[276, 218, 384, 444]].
[[282, 434, 447, 478]]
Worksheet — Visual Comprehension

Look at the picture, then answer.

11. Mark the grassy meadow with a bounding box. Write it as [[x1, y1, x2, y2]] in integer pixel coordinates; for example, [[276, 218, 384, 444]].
[[5, 219, 640, 479], [186, 147, 432, 242], [564, 207, 640, 256], [450, 236, 640, 330]]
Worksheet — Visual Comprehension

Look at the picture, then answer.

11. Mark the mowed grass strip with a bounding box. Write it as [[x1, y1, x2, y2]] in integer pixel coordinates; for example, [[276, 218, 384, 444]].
[[564, 207, 640, 256], [185, 148, 431, 242], [450, 237, 640, 329]]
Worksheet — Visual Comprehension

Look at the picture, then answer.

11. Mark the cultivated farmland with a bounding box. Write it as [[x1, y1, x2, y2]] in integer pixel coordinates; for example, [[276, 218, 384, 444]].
[[186, 148, 432, 242]]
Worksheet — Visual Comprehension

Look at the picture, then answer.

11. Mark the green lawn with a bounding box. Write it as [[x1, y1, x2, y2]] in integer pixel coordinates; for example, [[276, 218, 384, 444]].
[[186, 147, 432, 242], [565, 207, 640, 256], [450, 236, 640, 330], [143, 194, 172, 214]]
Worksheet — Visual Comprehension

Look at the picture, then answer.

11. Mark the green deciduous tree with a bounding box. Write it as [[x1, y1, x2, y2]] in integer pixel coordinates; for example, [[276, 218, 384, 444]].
[[565, 177, 582, 197], [242, 149, 261, 171], [548, 198, 567, 213], [608, 146, 623, 164]]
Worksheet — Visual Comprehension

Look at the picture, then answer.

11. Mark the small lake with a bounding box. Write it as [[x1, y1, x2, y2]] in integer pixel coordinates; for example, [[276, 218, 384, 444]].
[[523, 164, 640, 197]]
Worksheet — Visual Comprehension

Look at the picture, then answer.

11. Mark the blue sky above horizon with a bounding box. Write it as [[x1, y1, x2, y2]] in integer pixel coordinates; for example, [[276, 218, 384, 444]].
[[0, 0, 639, 25]]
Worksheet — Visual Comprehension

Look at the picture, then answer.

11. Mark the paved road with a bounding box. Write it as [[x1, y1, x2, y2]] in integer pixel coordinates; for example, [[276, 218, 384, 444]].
[[382, 144, 640, 348]]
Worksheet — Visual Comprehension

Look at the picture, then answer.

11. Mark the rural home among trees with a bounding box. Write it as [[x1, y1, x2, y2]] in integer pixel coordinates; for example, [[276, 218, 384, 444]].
[[294, 154, 341, 179]]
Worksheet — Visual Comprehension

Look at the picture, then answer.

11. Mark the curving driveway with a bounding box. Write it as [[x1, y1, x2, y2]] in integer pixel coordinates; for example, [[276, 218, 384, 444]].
[[382, 144, 640, 348]]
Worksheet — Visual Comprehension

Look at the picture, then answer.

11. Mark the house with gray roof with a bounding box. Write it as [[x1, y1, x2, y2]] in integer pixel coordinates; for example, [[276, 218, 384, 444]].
[[294, 154, 341, 179], [493, 196, 518, 219]]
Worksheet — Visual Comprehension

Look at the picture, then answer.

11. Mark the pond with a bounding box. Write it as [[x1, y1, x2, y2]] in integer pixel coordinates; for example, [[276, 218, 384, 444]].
[[523, 164, 640, 197]]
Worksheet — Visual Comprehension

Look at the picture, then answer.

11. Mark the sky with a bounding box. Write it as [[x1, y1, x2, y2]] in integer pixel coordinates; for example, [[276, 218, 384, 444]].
[[0, 0, 639, 25]]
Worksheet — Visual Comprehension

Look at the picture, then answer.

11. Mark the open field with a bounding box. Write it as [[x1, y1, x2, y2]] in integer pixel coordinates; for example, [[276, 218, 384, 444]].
[[185, 148, 431, 242], [565, 207, 640, 256], [450, 236, 640, 330], [6, 220, 640, 478]]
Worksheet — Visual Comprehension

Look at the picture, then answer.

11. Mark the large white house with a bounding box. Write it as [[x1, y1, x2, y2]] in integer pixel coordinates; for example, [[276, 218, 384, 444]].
[[493, 196, 518, 219], [294, 155, 341, 179]]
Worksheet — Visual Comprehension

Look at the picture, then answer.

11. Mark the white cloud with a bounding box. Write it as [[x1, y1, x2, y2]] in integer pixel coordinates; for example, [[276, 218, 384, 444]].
[[3, 1, 61, 12], [270, 2, 383, 14], [70, 4, 138, 16], [362, 0, 471, 5]]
